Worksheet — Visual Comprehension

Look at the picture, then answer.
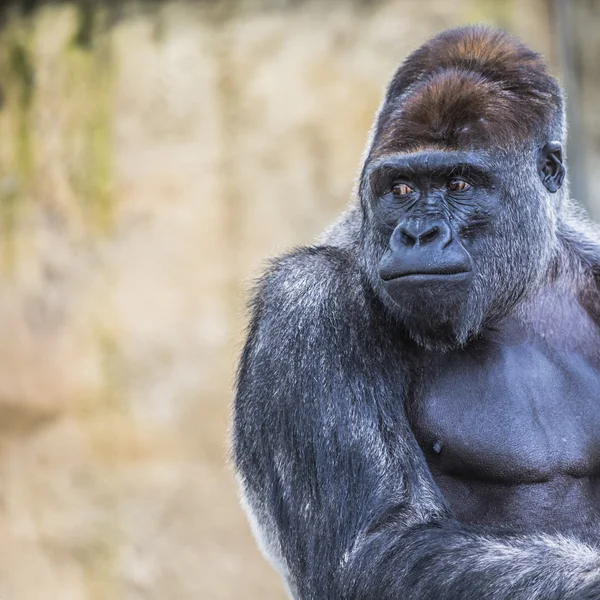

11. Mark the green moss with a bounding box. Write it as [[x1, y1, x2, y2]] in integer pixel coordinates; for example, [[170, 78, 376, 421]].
[[72, 1, 95, 49], [0, 12, 36, 271], [11, 42, 34, 183], [8, 40, 34, 107], [63, 5, 116, 236], [5, 24, 35, 180], [151, 3, 167, 43], [86, 62, 115, 235], [0, 1, 118, 272], [0, 180, 18, 271]]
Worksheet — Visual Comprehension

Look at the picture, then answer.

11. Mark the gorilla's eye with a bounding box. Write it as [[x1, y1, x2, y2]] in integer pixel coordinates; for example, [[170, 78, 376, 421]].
[[447, 179, 470, 192], [392, 183, 413, 197]]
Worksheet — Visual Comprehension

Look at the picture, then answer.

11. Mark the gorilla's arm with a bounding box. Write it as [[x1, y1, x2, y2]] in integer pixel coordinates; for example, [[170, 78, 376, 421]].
[[233, 247, 600, 600]]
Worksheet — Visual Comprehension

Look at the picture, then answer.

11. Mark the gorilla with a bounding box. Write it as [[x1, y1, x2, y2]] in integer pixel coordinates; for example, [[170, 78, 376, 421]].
[[233, 26, 600, 599]]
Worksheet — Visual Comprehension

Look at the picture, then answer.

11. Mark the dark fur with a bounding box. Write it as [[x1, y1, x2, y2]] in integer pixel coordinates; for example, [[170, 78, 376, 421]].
[[233, 26, 600, 599]]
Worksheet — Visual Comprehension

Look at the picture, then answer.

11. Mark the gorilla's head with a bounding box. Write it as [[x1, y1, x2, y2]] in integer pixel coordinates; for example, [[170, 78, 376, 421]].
[[359, 26, 567, 349]]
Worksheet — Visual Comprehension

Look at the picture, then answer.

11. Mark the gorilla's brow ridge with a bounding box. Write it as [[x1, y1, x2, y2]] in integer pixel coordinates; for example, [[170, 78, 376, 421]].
[[366, 151, 492, 185]]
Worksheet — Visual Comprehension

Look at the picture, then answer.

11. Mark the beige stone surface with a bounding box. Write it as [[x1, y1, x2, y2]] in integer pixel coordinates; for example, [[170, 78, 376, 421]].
[[0, 1, 567, 598]]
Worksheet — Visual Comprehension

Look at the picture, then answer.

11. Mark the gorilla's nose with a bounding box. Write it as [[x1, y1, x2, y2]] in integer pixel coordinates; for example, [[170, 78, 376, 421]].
[[395, 219, 452, 249], [379, 218, 471, 281]]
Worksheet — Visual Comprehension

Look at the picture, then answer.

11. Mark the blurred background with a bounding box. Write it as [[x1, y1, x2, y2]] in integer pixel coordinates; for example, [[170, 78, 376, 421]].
[[0, 0, 598, 598]]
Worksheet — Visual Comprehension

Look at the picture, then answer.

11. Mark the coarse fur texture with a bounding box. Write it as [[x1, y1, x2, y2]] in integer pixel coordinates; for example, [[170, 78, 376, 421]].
[[233, 26, 600, 599]]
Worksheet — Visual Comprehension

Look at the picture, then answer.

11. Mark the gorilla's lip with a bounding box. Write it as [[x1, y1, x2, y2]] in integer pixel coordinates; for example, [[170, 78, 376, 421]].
[[380, 267, 472, 282]]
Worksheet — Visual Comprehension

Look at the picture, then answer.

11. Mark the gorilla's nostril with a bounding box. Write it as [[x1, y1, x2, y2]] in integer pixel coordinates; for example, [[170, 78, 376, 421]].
[[420, 227, 439, 245], [401, 231, 417, 247]]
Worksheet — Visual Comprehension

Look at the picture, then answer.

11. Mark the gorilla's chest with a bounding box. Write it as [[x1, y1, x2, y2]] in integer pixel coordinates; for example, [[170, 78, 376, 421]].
[[411, 341, 600, 529]]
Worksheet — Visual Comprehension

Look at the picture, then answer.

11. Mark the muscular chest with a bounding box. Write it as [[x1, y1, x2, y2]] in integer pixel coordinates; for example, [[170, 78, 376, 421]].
[[412, 343, 600, 482], [409, 340, 600, 530]]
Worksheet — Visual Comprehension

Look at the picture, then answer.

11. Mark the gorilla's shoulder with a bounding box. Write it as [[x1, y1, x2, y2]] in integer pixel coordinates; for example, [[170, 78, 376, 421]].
[[252, 245, 368, 323], [267, 244, 361, 283]]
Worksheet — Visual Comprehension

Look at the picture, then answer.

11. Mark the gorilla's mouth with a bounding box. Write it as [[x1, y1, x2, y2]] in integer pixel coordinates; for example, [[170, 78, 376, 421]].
[[379, 266, 472, 282], [378, 247, 473, 282]]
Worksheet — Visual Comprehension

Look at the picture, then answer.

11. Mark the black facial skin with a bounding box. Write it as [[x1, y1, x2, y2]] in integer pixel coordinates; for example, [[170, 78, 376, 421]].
[[364, 146, 565, 348], [233, 27, 600, 600], [372, 152, 489, 302]]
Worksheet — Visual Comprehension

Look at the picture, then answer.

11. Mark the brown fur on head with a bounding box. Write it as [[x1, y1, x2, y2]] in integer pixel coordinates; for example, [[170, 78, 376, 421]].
[[370, 26, 564, 156]]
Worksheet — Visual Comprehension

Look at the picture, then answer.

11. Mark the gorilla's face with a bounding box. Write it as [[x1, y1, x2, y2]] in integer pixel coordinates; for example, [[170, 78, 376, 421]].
[[363, 145, 564, 349]]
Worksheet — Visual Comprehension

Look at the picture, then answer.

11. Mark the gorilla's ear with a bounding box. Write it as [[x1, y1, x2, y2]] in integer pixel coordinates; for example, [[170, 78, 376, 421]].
[[538, 142, 565, 193]]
